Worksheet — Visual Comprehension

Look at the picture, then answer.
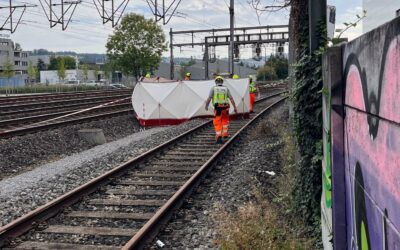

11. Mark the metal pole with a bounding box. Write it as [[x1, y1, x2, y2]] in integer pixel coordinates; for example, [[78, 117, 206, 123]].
[[155, 0, 158, 22], [229, 0, 234, 75], [61, 0, 64, 30], [9, 0, 12, 32], [50, 0, 52, 27], [308, 0, 327, 53], [112, 0, 115, 26], [169, 28, 174, 80], [205, 39, 209, 80]]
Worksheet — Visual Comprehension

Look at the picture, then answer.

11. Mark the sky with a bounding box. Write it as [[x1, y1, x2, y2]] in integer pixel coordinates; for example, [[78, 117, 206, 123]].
[[0, 0, 367, 58]]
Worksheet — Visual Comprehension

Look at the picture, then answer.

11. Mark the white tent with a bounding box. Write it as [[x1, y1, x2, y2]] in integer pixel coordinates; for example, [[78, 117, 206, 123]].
[[132, 79, 250, 126]]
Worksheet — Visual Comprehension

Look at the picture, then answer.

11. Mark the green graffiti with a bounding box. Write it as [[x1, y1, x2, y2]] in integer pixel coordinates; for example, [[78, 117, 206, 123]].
[[361, 221, 370, 250], [322, 87, 332, 208]]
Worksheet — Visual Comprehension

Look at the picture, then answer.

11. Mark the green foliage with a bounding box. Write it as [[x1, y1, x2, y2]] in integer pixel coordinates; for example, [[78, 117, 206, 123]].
[[27, 60, 38, 83], [256, 65, 277, 81], [268, 55, 289, 79], [106, 13, 167, 80], [291, 12, 327, 237], [179, 57, 196, 79], [48, 56, 76, 70], [256, 55, 288, 81], [57, 58, 66, 81], [93, 64, 100, 81], [103, 62, 113, 80], [334, 10, 367, 42], [37, 58, 47, 71], [1, 57, 15, 79], [81, 64, 89, 81]]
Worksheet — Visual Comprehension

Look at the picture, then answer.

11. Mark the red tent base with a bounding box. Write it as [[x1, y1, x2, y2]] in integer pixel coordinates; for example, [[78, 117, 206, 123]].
[[136, 113, 250, 127]]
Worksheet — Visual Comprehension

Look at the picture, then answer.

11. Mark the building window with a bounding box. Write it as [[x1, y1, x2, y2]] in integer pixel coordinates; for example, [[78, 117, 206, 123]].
[[0, 50, 9, 56], [22, 61, 28, 66], [0, 42, 8, 46], [14, 52, 21, 57], [22, 53, 28, 58], [14, 61, 21, 66]]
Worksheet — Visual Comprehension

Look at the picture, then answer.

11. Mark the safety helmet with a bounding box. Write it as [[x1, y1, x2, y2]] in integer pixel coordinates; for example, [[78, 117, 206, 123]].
[[145, 73, 151, 78], [215, 76, 224, 85], [186, 72, 191, 77], [233, 74, 239, 79]]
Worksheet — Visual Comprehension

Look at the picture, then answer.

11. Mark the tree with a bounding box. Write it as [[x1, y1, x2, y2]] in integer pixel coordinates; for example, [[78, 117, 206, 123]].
[[93, 64, 99, 81], [0, 57, 15, 87], [63, 56, 76, 69], [27, 60, 38, 84], [1, 57, 15, 79], [256, 65, 277, 81], [48, 56, 76, 70], [48, 56, 58, 70], [57, 58, 66, 83], [265, 55, 289, 79], [37, 58, 47, 71], [81, 64, 89, 81], [179, 57, 197, 80], [103, 61, 114, 81], [106, 13, 167, 81]]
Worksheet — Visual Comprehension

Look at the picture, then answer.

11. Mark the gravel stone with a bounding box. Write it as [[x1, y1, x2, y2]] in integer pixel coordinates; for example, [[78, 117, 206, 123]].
[[0, 119, 205, 227], [148, 103, 289, 249], [0, 114, 141, 180]]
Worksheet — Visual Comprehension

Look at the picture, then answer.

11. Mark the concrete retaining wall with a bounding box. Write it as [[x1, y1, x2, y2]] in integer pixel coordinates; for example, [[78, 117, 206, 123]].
[[323, 16, 400, 249]]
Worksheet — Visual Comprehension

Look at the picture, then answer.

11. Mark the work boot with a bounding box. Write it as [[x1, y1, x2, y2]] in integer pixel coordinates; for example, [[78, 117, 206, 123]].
[[216, 137, 222, 144]]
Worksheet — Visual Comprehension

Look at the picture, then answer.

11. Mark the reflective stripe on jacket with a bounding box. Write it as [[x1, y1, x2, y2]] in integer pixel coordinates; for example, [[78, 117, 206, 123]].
[[249, 81, 257, 93], [212, 86, 229, 105]]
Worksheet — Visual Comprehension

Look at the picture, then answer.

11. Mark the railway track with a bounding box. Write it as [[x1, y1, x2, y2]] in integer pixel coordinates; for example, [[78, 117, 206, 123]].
[[0, 92, 132, 121], [0, 97, 133, 139], [0, 90, 132, 105], [0, 92, 286, 249]]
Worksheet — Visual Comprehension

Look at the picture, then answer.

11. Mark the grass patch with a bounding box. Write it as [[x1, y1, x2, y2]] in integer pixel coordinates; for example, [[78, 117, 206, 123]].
[[214, 111, 320, 249], [214, 195, 315, 250]]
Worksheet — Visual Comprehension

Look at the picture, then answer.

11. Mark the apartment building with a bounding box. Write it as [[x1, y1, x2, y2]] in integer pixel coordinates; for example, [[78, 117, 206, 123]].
[[0, 37, 30, 85]]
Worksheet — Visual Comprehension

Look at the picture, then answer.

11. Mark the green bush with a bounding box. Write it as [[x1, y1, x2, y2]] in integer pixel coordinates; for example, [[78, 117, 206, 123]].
[[256, 65, 278, 81]]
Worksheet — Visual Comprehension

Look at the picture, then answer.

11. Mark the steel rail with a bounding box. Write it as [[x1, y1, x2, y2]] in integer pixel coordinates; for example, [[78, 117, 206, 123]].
[[123, 96, 287, 249], [0, 91, 286, 247], [0, 93, 131, 110], [0, 107, 133, 139], [0, 89, 132, 104], [0, 102, 131, 129], [0, 98, 131, 117]]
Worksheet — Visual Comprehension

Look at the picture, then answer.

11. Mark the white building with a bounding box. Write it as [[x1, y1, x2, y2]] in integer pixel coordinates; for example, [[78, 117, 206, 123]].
[[363, 0, 400, 33], [0, 36, 30, 86], [40, 69, 97, 84]]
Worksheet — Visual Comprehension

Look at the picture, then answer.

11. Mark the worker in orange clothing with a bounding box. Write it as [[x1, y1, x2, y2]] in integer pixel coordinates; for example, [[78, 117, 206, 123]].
[[184, 72, 191, 80], [248, 75, 259, 112], [205, 76, 237, 144]]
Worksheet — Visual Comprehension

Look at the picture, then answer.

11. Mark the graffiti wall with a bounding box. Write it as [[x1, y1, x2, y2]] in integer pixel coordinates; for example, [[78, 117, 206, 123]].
[[326, 17, 400, 249]]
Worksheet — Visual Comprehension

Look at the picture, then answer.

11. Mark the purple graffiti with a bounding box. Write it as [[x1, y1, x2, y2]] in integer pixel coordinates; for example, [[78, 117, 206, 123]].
[[342, 20, 400, 250]]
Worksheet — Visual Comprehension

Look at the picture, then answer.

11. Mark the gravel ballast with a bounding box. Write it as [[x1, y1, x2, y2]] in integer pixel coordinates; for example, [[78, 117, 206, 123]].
[[0, 119, 205, 227], [149, 103, 289, 249], [0, 114, 140, 180]]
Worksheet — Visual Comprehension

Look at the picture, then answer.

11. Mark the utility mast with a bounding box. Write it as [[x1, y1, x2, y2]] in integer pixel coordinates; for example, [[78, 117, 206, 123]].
[[229, 0, 234, 75]]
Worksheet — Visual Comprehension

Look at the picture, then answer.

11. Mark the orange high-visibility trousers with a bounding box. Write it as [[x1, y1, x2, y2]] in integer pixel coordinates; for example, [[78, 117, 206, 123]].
[[249, 92, 256, 112], [213, 108, 230, 138]]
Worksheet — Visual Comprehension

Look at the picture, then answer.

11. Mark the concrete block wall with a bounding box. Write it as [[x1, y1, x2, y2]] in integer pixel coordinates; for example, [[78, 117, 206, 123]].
[[324, 16, 400, 249]]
